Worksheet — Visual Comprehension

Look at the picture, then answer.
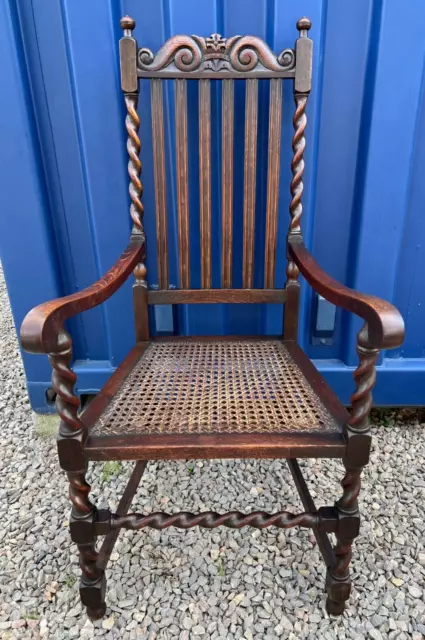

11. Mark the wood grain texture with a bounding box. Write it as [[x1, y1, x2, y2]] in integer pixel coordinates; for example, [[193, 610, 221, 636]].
[[175, 79, 190, 288], [283, 281, 300, 341], [133, 282, 149, 342], [148, 288, 286, 305], [85, 430, 345, 462], [151, 79, 169, 289], [221, 79, 234, 288], [288, 239, 405, 349], [119, 36, 138, 93], [243, 79, 258, 288], [199, 79, 212, 288], [20, 237, 144, 355], [264, 79, 283, 288], [294, 28, 313, 94]]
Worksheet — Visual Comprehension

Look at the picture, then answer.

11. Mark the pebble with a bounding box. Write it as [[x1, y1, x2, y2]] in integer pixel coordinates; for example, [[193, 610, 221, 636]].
[[408, 586, 422, 599], [391, 577, 404, 587], [102, 616, 115, 630], [190, 624, 205, 636], [1, 264, 425, 640]]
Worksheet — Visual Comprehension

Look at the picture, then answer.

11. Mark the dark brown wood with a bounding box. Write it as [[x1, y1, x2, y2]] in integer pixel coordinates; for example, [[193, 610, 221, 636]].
[[133, 278, 149, 341], [97, 460, 147, 570], [283, 281, 300, 340], [294, 18, 313, 94], [137, 33, 296, 79], [288, 239, 405, 349], [264, 78, 282, 288], [283, 72, 309, 339], [19, 17, 406, 621], [85, 430, 346, 462], [148, 288, 286, 305], [287, 459, 336, 569], [119, 18, 138, 93], [138, 69, 296, 80], [199, 79, 212, 288], [151, 79, 169, 289], [132, 239, 149, 342], [325, 325, 377, 615], [175, 78, 190, 288], [222, 79, 234, 288], [20, 237, 143, 355], [110, 506, 337, 531], [124, 93, 143, 231], [243, 79, 258, 288]]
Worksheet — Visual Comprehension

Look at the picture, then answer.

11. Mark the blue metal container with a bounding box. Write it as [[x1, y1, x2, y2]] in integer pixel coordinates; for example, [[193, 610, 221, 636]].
[[1, 0, 424, 411]]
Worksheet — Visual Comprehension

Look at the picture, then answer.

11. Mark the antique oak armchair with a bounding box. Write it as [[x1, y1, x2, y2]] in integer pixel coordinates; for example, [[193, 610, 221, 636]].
[[21, 17, 404, 619]]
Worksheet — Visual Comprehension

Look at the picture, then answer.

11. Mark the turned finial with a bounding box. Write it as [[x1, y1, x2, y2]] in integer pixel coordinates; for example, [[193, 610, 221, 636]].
[[297, 17, 311, 36], [120, 15, 136, 35]]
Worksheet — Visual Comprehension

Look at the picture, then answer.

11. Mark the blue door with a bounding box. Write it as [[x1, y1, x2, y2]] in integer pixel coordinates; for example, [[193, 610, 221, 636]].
[[1, 0, 424, 411]]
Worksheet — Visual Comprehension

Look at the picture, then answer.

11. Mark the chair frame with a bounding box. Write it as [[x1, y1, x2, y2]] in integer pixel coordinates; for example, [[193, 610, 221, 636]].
[[20, 16, 404, 620]]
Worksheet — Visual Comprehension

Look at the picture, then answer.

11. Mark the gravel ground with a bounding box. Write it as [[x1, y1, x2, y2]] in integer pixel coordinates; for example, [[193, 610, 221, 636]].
[[1, 265, 425, 640]]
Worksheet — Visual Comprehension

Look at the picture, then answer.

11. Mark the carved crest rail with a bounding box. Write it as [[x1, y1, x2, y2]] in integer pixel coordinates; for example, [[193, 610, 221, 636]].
[[136, 33, 296, 78]]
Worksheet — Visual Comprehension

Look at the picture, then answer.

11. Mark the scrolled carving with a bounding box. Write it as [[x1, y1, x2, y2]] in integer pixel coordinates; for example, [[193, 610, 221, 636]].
[[137, 34, 295, 76], [278, 48, 296, 68], [111, 509, 321, 531], [138, 35, 202, 72], [229, 36, 295, 72]]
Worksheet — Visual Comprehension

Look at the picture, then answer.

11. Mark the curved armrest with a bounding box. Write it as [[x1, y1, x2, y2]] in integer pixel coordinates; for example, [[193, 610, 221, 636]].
[[21, 237, 143, 354], [288, 238, 404, 350]]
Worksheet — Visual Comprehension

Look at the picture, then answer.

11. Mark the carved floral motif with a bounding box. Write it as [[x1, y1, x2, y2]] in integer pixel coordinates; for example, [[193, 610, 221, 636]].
[[137, 33, 295, 74]]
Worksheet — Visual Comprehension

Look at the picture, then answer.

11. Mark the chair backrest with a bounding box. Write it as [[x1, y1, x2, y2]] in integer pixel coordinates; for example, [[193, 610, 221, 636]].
[[119, 16, 313, 339]]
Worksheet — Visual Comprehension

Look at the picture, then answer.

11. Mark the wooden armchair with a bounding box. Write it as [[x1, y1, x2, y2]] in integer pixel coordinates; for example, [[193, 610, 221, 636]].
[[20, 16, 404, 620]]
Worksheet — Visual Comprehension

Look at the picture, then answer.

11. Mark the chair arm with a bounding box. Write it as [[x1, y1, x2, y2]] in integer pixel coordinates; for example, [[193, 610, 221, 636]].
[[288, 238, 404, 350], [20, 237, 143, 355]]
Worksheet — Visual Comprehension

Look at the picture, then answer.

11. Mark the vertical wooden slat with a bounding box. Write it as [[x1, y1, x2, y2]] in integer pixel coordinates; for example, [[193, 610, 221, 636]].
[[175, 79, 190, 289], [221, 79, 234, 288], [264, 78, 283, 288], [199, 79, 211, 289], [151, 79, 168, 290], [242, 79, 258, 288]]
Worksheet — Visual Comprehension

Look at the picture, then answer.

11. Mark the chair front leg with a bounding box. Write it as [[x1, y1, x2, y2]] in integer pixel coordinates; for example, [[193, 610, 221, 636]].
[[326, 324, 379, 615], [68, 468, 106, 620], [49, 330, 106, 620]]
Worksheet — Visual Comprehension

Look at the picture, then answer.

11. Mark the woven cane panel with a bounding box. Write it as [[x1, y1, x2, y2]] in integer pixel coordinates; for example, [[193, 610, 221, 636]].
[[92, 341, 339, 436]]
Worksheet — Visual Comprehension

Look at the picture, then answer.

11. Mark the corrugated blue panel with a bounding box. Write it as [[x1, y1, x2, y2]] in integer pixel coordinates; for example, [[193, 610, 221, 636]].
[[1, 0, 424, 410]]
